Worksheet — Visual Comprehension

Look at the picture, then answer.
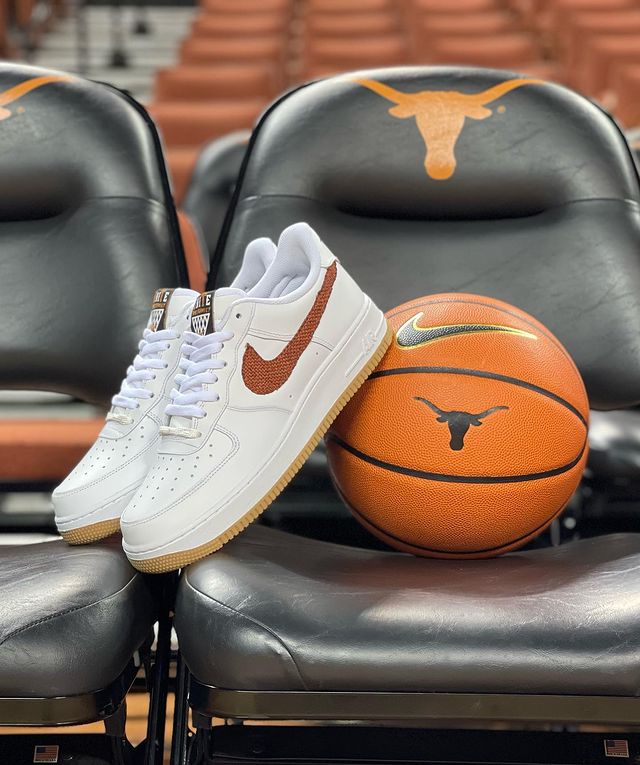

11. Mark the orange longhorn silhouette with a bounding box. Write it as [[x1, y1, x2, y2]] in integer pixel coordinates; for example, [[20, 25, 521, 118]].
[[357, 77, 544, 180], [0, 75, 73, 121]]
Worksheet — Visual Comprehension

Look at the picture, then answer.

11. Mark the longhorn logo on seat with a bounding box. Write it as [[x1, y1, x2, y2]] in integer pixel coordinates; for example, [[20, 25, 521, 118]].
[[356, 77, 544, 180], [0, 74, 72, 121], [414, 397, 508, 451]]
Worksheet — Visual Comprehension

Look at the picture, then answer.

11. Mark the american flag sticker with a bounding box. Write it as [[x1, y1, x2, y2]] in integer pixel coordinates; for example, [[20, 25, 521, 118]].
[[604, 740, 630, 758], [33, 744, 59, 763]]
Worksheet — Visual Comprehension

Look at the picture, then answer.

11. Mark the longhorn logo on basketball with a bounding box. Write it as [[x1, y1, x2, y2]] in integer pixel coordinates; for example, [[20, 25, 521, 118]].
[[356, 77, 544, 180], [414, 397, 509, 451]]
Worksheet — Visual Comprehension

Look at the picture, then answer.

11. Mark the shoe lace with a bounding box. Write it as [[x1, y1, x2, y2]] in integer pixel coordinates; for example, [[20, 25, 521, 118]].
[[106, 327, 178, 425], [160, 328, 233, 438]]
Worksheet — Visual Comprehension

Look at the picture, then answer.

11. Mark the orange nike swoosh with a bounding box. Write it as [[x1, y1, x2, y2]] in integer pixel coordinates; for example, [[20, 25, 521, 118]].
[[242, 261, 338, 395]]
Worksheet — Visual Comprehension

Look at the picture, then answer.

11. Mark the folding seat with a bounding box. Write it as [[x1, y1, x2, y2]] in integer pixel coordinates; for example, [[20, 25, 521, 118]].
[[576, 35, 640, 99], [417, 33, 541, 69], [0, 61, 189, 759], [201, 0, 291, 13], [308, 0, 394, 11], [148, 100, 262, 148], [613, 64, 640, 127], [305, 13, 400, 38], [182, 131, 249, 261], [171, 67, 640, 764], [154, 64, 279, 103], [561, 11, 640, 82], [413, 11, 521, 40], [301, 37, 409, 79], [180, 37, 286, 72], [191, 13, 288, 38]]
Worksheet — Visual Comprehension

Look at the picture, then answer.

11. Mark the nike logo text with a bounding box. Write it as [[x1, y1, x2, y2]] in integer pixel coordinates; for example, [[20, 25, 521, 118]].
[[242, 261, 338, 395], [396, 313, 537, 348]]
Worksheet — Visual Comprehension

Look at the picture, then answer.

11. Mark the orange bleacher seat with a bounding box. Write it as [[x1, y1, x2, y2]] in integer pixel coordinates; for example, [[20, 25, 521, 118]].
[[612, 64, 640, 127], [148, 100, 262, 147], [192, 13, 289, 38], [0, 419, 103, 483], [177, 210, 207, 291], [307, 0, 393, 10], [166, 147, 199, 205], [417, 33, 541, 68], [180, 37, 285, 70], [544, 0, 638, 37], [415, 11, 520, 37], [409, 0, 500, 14], [301, 35, 408, 76], [562, 11, 640, 83], [154, 64, 279, 102], [576, 35, 640, 98], [305, 13, 400, 37], [201, 0, 291, 12]]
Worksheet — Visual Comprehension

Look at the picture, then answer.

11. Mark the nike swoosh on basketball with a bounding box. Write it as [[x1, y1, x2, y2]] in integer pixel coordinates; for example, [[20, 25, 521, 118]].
[[242, 261, 338, 394], [396, 313, 537, 348]]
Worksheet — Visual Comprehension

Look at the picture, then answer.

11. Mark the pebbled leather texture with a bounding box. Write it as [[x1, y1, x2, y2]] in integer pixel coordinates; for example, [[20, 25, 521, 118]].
[[0, 63, 188, 407], [0, 538, 154, 696], [212, 67, 640, 410], [176, 524, 640, 695], [183, 130, 249, 261]]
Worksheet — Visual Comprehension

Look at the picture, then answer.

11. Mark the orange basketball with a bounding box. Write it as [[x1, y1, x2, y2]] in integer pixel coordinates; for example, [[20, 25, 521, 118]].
[[327, 293, 590, 558]]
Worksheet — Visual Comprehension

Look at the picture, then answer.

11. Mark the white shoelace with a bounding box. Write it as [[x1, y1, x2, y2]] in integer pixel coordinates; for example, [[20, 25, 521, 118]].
[[106, 327, 177, 425], [160, 328, 234, 438]]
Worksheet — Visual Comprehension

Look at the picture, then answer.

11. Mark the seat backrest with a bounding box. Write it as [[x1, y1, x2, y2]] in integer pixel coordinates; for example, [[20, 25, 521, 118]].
[[0, 63, 189, 407], [184, 131, 249, 260], [212, 66, 640, 410]]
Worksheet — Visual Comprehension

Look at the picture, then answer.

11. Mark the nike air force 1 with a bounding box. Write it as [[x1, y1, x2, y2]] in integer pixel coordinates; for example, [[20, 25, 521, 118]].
[[121, 222, 392, 572], [54, 237, 277, 544], [53, 287, 199, 543]]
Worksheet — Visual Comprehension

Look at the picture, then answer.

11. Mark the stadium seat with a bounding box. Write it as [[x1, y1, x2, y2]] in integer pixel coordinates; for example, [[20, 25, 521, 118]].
[[0, 61, 183, 758], [305, 13, 400, 37], [576, 35, 640, 98], [154, 64, 279, 102], [417, 33, 541, 68], [148, 100, 261, 148], [191, 13, 288, 38], [301, 36, 408, 77], [183, 131, 249, 261], [180, 37, 286, 71], [614, 65, 640, 127], [173, 68, 640, 759]]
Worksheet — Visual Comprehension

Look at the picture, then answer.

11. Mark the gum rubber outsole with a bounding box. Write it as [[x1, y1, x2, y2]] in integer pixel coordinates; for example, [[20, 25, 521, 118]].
[[130, 322, 394, 574], [61, 517, 121, 544]]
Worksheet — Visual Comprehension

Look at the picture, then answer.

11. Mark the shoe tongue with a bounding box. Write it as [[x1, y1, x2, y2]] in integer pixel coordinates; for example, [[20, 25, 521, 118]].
[[147, 288, 197, 331], [147, 288, 174, 331], [190, 288, 245, 335]]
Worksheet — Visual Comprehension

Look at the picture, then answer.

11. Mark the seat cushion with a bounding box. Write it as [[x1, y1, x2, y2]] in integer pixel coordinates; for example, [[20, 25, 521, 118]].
[[176, 525, 640, 695], [0, 538, 155, 696]]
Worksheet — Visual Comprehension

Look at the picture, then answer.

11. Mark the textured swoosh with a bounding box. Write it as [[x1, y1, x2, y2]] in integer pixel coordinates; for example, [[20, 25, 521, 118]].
[[396, 313, 537, 349], [242, 261, 338, 395]]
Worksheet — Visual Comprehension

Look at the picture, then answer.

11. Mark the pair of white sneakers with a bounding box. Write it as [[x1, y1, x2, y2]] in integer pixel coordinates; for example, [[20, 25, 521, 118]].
[[53, 222, 391, 573]]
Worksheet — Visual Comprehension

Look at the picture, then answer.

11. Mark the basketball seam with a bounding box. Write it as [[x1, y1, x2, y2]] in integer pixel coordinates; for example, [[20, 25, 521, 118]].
[[367, 366, 588, 427], [327, 434, 588, 484]]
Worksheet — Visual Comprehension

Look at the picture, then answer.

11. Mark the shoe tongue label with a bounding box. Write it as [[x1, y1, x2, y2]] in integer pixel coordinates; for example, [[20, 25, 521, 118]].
[[191, 291, 214, 335], [148, 288, 174, 331]]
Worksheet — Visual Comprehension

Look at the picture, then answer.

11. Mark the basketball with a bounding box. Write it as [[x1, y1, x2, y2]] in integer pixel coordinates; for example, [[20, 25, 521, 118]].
[[327, 293, 590, 558]]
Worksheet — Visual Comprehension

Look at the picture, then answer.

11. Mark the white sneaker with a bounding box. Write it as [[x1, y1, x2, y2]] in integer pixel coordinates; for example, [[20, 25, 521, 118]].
[[53, 238, 277, 544], [121, 222, 392, 572]]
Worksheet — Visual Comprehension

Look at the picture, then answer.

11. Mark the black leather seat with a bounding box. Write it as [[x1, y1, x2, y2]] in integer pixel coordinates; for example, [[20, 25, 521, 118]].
[[0, 64, 181, 748], [176, 67, 640, 724], [177, 525, 640, 695], [183, 130, 249, 262], [0, 539, 153, 697]]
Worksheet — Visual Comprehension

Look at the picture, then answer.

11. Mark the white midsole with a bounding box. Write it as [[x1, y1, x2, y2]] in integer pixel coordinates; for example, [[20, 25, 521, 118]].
[[124, 297, 388, 560]]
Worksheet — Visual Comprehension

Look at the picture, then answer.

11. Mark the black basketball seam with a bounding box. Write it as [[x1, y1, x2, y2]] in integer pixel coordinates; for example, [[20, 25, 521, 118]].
[[367, 366, 588, 427], [343, 486, 575, 556], [327, 434, 588, 484], [386, 296, 580, 374]]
